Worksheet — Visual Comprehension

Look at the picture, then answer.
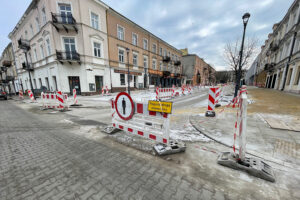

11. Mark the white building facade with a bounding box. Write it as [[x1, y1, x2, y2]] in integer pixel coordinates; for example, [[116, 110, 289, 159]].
[[9, 0, 110, 95]]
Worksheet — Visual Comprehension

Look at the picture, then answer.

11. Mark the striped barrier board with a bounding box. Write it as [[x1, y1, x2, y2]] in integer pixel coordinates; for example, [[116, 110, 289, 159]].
[[206, 87, 217, 117]]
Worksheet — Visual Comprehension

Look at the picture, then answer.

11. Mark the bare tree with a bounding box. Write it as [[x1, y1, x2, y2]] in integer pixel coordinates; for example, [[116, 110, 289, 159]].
[[223, 37, 258, 81]]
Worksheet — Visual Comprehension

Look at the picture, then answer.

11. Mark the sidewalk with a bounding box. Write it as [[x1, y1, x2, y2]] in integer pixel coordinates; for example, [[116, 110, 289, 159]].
[[190, 87, 300, 167]]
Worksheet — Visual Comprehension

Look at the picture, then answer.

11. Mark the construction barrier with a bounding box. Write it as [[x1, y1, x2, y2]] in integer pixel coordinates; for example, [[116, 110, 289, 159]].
[[109, 92, 185, 155], [19, 90, 24, 100], [72, 88, 78, 105], [41, 92, 68, 110], [156, 87, 173, 100], [205, 87, 217, 117], [27, 89, 35, 102]]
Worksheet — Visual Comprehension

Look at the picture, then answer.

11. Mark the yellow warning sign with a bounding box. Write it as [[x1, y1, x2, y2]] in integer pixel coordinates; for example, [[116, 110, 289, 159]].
[[148, 101, 173, 114]]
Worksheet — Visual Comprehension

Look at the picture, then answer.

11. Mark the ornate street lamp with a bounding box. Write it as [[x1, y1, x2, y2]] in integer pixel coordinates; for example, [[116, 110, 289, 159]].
[[126, 47, 130, 95], [235, 13, 250, 97]]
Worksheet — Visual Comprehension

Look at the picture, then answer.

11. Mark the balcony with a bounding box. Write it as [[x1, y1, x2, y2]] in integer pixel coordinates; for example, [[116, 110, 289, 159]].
[[18, 39, 30, 51], [264, 63, 275, 72], [51, 13, 78, 33], [174, 60, 181, 66], [22, 62, 34, 71], [56, 50, 81, 64], [269, 41, 279, 52], [2, 60, 12, 67], [162, 56, 171, 63]]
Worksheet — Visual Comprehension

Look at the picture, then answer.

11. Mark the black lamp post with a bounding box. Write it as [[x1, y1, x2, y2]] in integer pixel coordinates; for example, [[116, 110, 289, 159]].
[[126, 48, 130, 95], [234, 12, 250, 97]]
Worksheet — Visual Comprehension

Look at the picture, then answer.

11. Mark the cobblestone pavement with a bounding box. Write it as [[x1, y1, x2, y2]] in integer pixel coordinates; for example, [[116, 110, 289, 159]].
[[0, 101, 227, 200]]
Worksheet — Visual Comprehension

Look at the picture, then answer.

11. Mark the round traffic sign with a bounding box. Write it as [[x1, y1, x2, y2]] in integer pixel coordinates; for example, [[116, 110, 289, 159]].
[[115, 92, 134, 121]]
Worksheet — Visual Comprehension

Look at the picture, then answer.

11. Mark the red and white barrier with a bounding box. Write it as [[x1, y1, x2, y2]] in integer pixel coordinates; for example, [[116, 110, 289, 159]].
[[111, 99, 170, 145], [102, 86, 105, 95], [205, 87, 218, 117], [73, 88, 78, 105], [105, 86, 110, 95], [156, 87, 173, 100], [172, 85, 175, 98], [19, 90, 24, 100], [181, 85, 185, 95], [41, 92, 68, 110], [27, 90, 35, 102]]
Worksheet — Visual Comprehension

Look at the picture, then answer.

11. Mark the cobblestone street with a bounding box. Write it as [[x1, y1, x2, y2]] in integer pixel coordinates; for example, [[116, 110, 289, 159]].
[[0, 101, 229, 200]]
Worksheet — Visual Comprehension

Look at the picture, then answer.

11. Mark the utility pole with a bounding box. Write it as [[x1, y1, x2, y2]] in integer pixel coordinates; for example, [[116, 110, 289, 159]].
[[126, 48, 130, 95]]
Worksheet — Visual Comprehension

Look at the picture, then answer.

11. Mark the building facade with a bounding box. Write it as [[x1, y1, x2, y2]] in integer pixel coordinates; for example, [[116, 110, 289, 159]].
[[182, 54, 216, 86], [9, 0, 110, 95], [0, 43, 18, 94], [253, 0, 300, 93], [106, 9, 183, 91]]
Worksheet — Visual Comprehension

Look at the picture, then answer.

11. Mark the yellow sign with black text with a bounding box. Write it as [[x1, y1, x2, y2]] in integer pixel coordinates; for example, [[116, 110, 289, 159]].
[[148, 101, 173, 114]]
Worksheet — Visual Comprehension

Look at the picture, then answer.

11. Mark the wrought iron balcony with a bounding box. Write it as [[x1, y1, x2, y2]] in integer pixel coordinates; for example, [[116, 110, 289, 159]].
[[18, 39, 30, 51], [174, 60, 181, 66], [22, 62, 34, 71], [162, 56, 171, 62], [269, 41, 279, 52], [264, 63, 275, 72], [51, 13, 78, 33], [56, 50, 81, 64], [2, 60, 12, 67]]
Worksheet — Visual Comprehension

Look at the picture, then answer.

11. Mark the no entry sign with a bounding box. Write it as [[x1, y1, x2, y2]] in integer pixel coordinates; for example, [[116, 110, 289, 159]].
[[115, 92, 134, 120]]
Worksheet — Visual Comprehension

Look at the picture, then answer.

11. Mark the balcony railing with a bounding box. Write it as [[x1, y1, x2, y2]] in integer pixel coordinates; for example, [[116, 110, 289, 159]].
[[264, 63, 275, 72], [56, 50, 81, 64], [22, 62, 34, 71], [18, 39, 30, 51], [51, 13, 78, 33], [162, 56, 171, 62], [2, 60, 12, 67]]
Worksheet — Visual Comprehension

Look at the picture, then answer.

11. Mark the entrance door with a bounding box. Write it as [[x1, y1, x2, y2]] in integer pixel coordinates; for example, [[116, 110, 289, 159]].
[[95, 76, 103, 92], [271, 74, 277, 88], [69, 76, 81, 95]]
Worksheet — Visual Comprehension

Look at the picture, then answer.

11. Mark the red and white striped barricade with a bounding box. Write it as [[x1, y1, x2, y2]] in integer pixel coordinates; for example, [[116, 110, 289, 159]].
[[217, 85, 275, 182], [105, 86, 111, 95], [27, 89, 35, 102], [181, 84, 186, 95], [205, 87, 217, 117], [73, 88, 78, 105], [41, 93, 59, 109], [108, 92, 185, 155], [171, 85, 175, 98], [156, 87, 173, 100], [19, 90, 24, 100], [102, 86, 105, 95], [56, 91, 68, 111]]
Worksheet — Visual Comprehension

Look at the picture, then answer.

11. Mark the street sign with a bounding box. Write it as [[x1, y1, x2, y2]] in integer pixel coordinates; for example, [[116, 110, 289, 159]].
[[148, 101, 172, 114], [115, 92, 134, 121]]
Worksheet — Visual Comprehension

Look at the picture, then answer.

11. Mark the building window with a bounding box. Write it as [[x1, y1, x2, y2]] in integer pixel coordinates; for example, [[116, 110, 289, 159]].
[[295, 67, 300, 85], [143, 56, 148, 68], [163, 49, 167, 57], [132, 33, 137, 46], [143, 39, 148, 50], [152, 59, 156, 70], [159, 48, 162, 56], [133, 53, 138, 66], [45, 77, 50, 90], [40, 44, 45, 59], [120, 74, 125, 85], [287, 68, 293, 85], [36, 17, 40, 32], [33, 49, 38, 61], [24, 31, 28, 40], [172, 54, 174, 61], [93, 42, 102, 58], [117, 25, 124, 40], [39, 78, 43, 88], [91, 12, 99, 30], [33, 79, 37, 89], [119, 49, 124, 63], [46, 39, 51, 56], [30, 24, 34, 37], [152, 44, 157, 54], [160, 61, 162, 71], [64, 38, 76, 52], [59, 4, 72, 24], [42, 8, 47, 25]]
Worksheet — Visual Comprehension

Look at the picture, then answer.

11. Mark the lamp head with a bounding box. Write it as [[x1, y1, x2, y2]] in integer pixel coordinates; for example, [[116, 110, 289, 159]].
[[243, 13, 250, 25]]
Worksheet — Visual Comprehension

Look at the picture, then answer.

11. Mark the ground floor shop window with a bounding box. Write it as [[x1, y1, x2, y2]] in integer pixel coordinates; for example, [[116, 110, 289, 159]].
[[120, 74, 125, 85]]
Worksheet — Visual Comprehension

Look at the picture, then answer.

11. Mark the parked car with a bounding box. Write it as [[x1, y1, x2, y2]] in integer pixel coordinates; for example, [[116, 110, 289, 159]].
[[0, 90, 8, 100]]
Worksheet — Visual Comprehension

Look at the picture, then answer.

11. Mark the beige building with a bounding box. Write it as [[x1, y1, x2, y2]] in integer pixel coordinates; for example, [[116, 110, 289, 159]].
[[9, 0, 110, 95], [0, 43, 18, 94], [253, 0, 300, 94], [106, 8, 183, 91]]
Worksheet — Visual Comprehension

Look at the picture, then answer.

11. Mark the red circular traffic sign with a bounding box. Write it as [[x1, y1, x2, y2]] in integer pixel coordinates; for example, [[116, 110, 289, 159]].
[[114, 92, 134, 121]]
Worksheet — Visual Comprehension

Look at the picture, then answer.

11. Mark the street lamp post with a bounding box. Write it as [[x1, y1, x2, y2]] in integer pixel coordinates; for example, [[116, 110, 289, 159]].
[[235, 12, 250, 97], [126, 48, 130, 95]]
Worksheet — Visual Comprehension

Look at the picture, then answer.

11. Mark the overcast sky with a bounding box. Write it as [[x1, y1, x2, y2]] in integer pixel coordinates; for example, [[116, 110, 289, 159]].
[[0, 0, 294, 70]]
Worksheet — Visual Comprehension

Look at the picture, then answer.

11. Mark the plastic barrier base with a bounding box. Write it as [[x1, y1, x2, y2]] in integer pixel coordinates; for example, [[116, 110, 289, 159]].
[[102, 126, 122, 134], [70, 104, 83, 107], [217, 152, 275, 182], [154, 140, 186, 156], [205, 110, 216, 117]]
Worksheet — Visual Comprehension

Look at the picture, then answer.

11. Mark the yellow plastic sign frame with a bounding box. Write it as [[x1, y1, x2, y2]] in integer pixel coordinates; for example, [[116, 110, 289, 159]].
[[148, 100, 173, 114]]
